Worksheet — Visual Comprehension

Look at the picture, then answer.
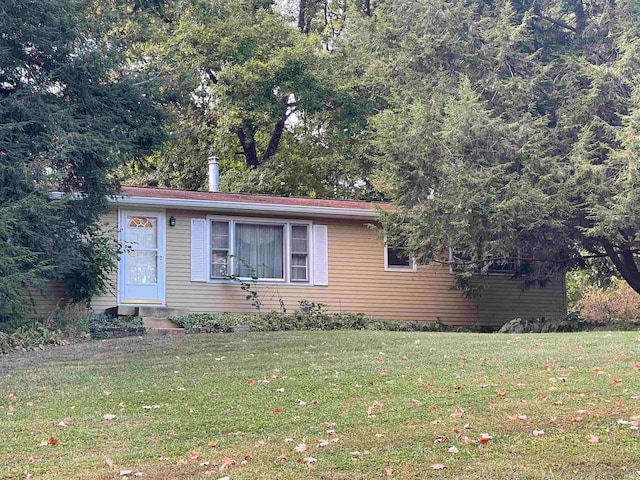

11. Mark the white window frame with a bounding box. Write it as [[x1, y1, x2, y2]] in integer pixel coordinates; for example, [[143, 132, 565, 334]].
[[384, 245, 417, 272], [206, 215, 314, 284]]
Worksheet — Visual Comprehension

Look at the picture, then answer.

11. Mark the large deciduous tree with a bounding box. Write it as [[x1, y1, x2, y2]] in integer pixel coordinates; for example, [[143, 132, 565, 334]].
[[0, 0, 164, 325], [122, 0, 379, 199], [371, 0, 640, 293]]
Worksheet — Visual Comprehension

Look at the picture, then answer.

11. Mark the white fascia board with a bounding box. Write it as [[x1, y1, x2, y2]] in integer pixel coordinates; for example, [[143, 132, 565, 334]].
[[108, 194, 380, 219]]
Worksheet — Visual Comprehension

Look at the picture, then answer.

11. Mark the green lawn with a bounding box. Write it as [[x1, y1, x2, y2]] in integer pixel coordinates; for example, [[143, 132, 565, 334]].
[[1, 331, 639, 479]]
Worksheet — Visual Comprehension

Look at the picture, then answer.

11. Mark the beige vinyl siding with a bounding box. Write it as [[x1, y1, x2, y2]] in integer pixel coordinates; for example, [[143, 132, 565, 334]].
[[475, 276, 567, 328], [89, 207, 567, 327], [90, 210, 120, 312], [160, 210, 477, 324], [27, 280, 70, 319]]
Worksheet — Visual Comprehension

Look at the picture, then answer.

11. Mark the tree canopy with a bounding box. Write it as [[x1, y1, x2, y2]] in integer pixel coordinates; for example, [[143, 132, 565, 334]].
[[5, 0, 640, 317], [372, 0, 640, 294], [0, 0, 164, 324]]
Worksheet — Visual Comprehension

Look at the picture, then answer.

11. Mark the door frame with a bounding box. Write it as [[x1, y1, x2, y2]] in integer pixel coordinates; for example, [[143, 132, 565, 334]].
[[117, 208, 166, 306]]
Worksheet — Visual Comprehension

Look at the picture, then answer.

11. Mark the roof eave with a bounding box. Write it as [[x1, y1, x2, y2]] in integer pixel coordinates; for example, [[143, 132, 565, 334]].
[[108, 194, 380, 219]]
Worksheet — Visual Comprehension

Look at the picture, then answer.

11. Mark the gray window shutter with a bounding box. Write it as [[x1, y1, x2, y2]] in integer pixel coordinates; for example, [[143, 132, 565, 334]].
[[191, 218, 207, 282], [312, 225, 329, 286]]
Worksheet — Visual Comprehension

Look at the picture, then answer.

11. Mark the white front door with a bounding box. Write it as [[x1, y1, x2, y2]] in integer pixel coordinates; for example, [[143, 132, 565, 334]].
[[119, 211, 166, 305]]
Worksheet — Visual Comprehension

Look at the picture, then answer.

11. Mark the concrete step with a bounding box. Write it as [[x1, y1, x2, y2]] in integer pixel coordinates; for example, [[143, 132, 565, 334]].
[[142, 317, 181, 329], [138, 306, 189, 319]]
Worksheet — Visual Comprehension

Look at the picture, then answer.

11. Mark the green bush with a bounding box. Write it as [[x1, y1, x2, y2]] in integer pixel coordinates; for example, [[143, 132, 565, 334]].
[[0, 323, 64, 355], [88, 314, 146, 339], [498, 314, 640, 334], [173, 301, 481, 334]]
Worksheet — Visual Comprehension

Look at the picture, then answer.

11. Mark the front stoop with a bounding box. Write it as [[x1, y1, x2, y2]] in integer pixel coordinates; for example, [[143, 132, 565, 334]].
[[138, 306, 189, 319], [142, 317, 186, 337]]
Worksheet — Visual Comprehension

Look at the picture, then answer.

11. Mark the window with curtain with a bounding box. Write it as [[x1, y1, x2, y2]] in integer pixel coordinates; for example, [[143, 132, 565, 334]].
[[235, 223, 284, 279], [209, 219, 311, 282]]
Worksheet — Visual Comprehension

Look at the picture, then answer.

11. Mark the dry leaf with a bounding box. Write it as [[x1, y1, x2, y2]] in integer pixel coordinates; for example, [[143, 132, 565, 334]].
[[295, 444, 308, 452], [532, 430, 545, 437], [447, 446, 459, 454], [384, 467, 394, 476], [588, 435, 600, 443], [47, 436, 59, 446], [189, 451, 199, 459], [208, 440, 218, 447], [431, 463, 446, 470], [247, 380, 255, 386], [451, 408, 464, 418], [103, 413, 117, 421]]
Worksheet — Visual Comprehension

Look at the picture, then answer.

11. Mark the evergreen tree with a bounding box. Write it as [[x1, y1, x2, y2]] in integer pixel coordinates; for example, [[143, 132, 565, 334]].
[[370, 0, 640, 293], [0, 0, 164, 325]]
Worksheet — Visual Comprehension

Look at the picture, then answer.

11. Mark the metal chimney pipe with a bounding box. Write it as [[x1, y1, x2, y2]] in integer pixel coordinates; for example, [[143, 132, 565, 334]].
[[207, 156, 219, 192]]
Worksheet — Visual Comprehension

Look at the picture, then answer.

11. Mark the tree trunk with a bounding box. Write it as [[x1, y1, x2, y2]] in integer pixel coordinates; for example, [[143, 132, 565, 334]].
[[603, 241, 640, 294], [236, 124, 260, 168], [298, 0, 307, 32], [261, 98, 290, 164], [361, 0, 371, 17], [573, 0, 586, 35]]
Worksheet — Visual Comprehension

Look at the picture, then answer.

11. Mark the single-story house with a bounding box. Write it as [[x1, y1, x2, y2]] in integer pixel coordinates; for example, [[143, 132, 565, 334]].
[[31, 162, 567, 328]]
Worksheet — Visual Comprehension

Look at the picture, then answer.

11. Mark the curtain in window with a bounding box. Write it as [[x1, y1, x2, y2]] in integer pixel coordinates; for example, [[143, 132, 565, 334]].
[[235, 224, 283, 278]]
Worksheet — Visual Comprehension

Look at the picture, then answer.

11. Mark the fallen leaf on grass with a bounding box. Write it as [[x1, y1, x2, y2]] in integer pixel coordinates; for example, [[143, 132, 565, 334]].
[[384, 467, 394, 476], [119, 470, 133, 476], [450, 408, 464, 418], [7, 393, 15, 401], [189, 451, 199, 459], [272, 407, 282, 414], [588, 435, 600, 443], [254, 440, 266, 448], [276, 455, 288, 463], [303, 456, 317, 464], [349, 451, 361, 457], [47, 436, 59, 446], [103, 413, 117, 421], [478, 434, 492, 445], [532, 430, 545, 437], [295, 444, 308, 452], [208, 440, 218, 447], [247, 380, 255, 386], [431, 463, 446, 470], [447, 446, 459, 454], [219, 457, 236, 472]]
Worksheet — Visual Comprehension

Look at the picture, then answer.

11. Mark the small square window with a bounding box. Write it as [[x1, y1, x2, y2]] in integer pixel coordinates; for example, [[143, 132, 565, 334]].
[[385, 246, 414, 271]]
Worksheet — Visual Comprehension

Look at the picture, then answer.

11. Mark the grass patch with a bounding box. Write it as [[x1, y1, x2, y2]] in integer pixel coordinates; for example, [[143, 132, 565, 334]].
[[1, 331, 639, 479]]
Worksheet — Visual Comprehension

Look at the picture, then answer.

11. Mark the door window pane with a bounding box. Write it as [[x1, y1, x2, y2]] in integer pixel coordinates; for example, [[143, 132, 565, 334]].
[[126, 250, 158, 284], [126, 216, 157, 249], [235, 224, 283, 279]]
